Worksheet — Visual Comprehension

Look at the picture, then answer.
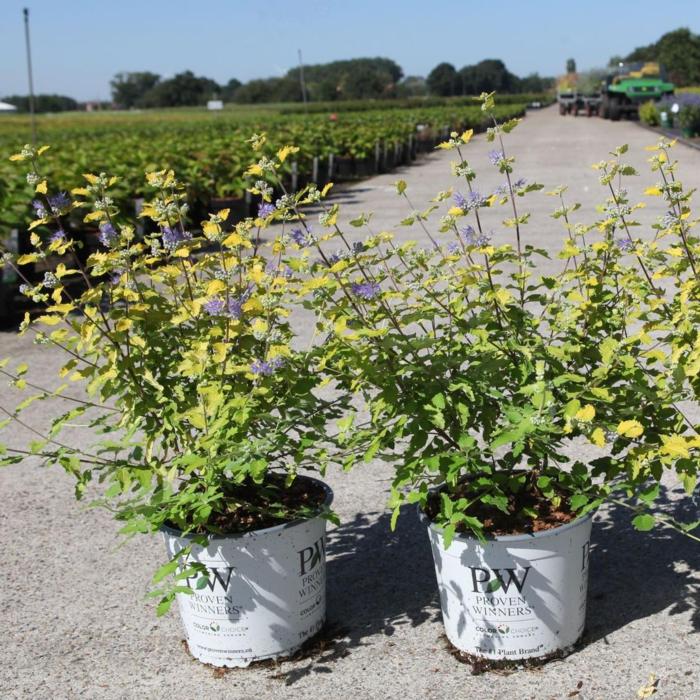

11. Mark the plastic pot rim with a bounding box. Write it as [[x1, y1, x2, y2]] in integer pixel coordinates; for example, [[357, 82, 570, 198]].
[[418, 504, 594, 544], [160, 475, 333, 542]]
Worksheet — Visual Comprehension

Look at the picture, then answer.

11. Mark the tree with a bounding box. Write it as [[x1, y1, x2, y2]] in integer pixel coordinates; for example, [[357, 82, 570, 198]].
[[566, 58, 577, 74], [3, 94, 78, 113], [517, 73, 555, 93], [620, 27, 700, 86], [427, 62, 457, 96], [287, 57, 403, 101], [221, 78, 242, 102], [139, 71, 220, 108], [110, 72, 161, 108], [396, 76, 427, 98], [233, 78, 300, 104], [458, 60, 518, 95], [340, 64, 396, 99]]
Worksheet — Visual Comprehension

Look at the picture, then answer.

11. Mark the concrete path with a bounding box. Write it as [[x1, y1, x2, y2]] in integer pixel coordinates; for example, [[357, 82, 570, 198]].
[[2, 106, 700, 699]]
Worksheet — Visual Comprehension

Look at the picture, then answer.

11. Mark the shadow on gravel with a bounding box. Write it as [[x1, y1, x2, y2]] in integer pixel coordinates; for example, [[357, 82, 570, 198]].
[[274, 486, 700, 685], [267, 505, 440, 686], [585, 483, 700, 645], [326, 505, 441, 642]]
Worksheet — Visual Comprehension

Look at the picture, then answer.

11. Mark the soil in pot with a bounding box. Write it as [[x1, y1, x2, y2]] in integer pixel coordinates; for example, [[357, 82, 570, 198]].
[[170, 473, 328, 535], [424, 475, 576, 536]]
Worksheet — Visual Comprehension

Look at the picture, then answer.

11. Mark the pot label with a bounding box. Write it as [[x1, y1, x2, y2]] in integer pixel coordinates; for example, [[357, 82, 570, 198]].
[[429, 518, 592, 660], [162, 517, 328, 667]]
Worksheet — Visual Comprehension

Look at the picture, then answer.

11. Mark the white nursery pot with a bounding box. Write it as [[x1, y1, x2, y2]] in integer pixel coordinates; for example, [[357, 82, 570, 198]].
[[423, 510, 593, 661], [161, 479, 332, 667]]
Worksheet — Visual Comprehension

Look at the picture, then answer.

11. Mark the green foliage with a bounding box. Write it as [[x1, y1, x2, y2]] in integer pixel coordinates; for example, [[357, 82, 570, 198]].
[[427, 63, 458, 97], [298, 98, 700, 542], [0, 102, 528, 220], [576, 69, 606, 96], [110, 72, 162, 109], [110, 71, 223, 109], [2, 94, 79, 113], [234, 58, 404, 103], [639, 101, 661, 127], [139, 71, 221, 109], [428, 61, 553, 98], [458, 60, 520, 95], [233, 77, 302, 105], [678, 104, 700, 135], [623, 27, 700, 87], [0, 140, 355, 607]]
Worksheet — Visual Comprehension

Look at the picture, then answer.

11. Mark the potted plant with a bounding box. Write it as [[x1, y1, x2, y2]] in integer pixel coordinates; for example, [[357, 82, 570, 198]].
[[588, 136, 700, 528], [679, 102, 700, 138], [0, 141, 351, 668], [287, 95, 697, 664]]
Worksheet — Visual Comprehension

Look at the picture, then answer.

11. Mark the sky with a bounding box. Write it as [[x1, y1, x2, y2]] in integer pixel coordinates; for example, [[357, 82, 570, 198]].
[[1, 0, 698, 101]]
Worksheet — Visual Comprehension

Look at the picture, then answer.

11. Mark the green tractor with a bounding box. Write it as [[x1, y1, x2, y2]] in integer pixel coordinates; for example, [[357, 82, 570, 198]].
[[600, 62, 674, 120]]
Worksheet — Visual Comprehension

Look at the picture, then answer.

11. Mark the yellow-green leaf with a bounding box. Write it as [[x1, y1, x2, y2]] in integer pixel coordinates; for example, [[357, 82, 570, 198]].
[[660, 434, 690, 459], [617, 420, 644, 438], [206, 280, 227, 296], [590, 427, 606, 447], [575, 404, 595, 422], [277, 145, 299, 162], [35, 315, 62, 326]]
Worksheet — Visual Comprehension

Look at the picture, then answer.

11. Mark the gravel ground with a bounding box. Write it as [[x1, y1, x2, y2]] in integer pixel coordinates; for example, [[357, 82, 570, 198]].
[[2, 106, 700, 700]]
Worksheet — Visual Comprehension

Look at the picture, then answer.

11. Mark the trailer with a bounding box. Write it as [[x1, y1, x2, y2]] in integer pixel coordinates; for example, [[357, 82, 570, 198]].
[[557, 90, 578, 115], [558, 91, 602, 117], [579, 93, 602, 117]]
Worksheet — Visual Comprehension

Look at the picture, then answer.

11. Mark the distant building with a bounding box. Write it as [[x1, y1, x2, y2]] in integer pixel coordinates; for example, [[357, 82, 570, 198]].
[[0, 101, 18, 112]]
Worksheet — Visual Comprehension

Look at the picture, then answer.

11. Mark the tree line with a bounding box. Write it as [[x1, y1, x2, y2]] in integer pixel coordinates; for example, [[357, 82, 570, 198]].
[[1, 94, 79, 113], [425, 60, 552, 97], [108, 57, 551, 108], [4, 28, 699, 113]]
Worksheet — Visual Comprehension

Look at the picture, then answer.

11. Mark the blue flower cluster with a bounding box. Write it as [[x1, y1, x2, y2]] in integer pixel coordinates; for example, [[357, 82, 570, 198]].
[[162, 226, 192, 251], [250, 356, 285, 376], [203, 286, 251, 319], [453, 191, 488, 212], [488, 150, 505, 166], [617, 238, 635, 253], [99, 222, 119, 248], [351, 281, 381, 300], [460, 225, 491, 247], [203, 296, 246, 319], [32, 200, 46, 217], [258, 202, 276, 219], [48, 192, 70, 213], [290, 226, 317, 247]]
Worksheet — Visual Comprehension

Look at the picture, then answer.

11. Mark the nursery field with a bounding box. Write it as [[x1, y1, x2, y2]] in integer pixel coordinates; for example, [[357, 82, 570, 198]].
[[2, 106, 700, 700], [0, 99, 530, 235]]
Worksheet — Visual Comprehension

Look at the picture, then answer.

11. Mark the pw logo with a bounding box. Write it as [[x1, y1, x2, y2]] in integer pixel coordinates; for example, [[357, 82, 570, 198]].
[[469, 566, 531, 593], [298, 537, 326, 576], [185, 566, 235, 592]]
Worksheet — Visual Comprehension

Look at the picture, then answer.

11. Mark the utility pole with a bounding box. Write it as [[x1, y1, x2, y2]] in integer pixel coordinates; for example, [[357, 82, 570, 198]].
[[23, 7, 37, 145], [298, 49, 308, 111]]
